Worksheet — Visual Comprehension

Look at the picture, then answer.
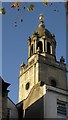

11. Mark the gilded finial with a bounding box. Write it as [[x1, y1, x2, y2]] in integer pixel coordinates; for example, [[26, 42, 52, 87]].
[[39, 14, 44, 22]]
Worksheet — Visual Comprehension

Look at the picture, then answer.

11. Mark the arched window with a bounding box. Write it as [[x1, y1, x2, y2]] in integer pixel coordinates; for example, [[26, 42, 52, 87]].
[[37, 41, 43, 53], [31, 44, 33, 56], [51, 80, 56, 87], [47, 42, 51, 54]]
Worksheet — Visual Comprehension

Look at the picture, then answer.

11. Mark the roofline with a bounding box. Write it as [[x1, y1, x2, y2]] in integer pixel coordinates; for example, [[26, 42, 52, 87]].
[[7, 97, 17, 107], [0, 76, 11, 86]]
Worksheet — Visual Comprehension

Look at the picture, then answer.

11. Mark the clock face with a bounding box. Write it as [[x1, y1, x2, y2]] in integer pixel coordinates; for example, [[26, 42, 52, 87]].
[[25, 82, 30, 90]]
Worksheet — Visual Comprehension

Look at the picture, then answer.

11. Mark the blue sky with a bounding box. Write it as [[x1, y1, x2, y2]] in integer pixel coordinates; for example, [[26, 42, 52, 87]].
[[2, 2, 66, 103], [0, 2, 2, 77]]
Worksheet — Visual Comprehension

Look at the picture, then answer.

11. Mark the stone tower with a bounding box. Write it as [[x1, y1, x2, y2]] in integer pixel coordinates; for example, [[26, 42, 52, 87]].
[[18, 14, 68, 118]]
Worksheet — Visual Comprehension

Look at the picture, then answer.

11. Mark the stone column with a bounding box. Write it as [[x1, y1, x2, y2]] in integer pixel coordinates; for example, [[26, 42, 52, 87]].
[[34, 38, 37, 53], [45, 40, 47, 52], [28, 37, 31, 58], [50, 45, 52, 54]]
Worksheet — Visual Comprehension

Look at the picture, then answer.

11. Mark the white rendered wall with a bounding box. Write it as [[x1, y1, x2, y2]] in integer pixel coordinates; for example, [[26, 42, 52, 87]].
[[44, 85, 68, 118]]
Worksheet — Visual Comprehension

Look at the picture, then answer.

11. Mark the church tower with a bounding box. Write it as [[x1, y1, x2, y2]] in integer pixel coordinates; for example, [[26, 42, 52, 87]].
[[18, 14, 68, 118]]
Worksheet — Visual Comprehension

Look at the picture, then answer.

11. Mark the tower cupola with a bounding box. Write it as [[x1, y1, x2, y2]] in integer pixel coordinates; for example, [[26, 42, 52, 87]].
[[28, 14, 56, 61]]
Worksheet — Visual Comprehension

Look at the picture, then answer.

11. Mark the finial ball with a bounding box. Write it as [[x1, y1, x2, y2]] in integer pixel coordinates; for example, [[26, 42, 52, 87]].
[[39, 14, 44, 22]]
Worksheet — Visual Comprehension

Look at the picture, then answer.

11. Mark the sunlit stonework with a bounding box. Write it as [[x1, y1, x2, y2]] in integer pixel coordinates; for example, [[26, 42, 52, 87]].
[[18, 14, 68, 118]]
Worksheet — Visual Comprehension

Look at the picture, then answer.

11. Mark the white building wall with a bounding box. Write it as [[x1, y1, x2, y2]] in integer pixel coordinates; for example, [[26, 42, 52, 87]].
[[44, 91, 57, 118], [44, 85, 68, 118]]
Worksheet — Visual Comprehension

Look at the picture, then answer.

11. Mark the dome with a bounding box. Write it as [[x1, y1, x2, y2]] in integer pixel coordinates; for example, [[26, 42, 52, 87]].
[[31, 14, 55, 39], [45, 29, 54, 39], [31, 28, 54, 39]]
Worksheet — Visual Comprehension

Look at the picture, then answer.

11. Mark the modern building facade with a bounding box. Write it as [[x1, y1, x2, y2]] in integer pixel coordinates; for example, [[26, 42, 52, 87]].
[[18, 14, 68, 118]]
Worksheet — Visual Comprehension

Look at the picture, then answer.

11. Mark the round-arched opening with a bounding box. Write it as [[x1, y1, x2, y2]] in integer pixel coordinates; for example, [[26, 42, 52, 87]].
[[25, 82, 30, 90], [37, 41, 43, 53], [47, 42, 51, 54], [51, 80, 56, 87], [31, 44, 33, 56]]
